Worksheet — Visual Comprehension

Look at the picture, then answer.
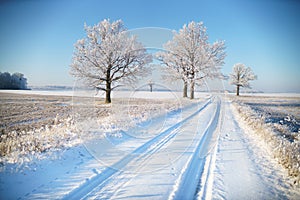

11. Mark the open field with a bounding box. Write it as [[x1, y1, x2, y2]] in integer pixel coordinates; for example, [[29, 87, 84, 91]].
[[1, 91, 300, 199], [0, 92, 73, 134], [230, 94, 300, 186], [0, 91, 187, 135], [0, 91, 187, 161], [230, 94, 300, 140]]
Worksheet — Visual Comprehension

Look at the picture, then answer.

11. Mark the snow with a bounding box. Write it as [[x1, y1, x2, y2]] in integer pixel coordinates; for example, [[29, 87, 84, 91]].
[[228, 92, 300, 98], [230, 95, 300, 185], [212, 101, 285, 199], [0, 89, 210, 99], [66, 98, 214, 199], [1, 92, 299, 199], [0, 89, 75, 96], [172, 97, 221, 200], [0, 145, 97, 199]]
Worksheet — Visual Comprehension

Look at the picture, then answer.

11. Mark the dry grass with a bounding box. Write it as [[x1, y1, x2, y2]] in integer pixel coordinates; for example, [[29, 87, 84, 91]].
[[0, 93, 73, 135], [0, 92, 185, 164], [230, 95, 300, 186]]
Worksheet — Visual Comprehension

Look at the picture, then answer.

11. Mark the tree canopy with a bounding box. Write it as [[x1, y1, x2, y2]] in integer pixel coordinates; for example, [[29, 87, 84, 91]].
[[157, 21, 226, 99], [0, 72, 28, 90], [230, 63, 257, 96], [70, 19, 152, 103]]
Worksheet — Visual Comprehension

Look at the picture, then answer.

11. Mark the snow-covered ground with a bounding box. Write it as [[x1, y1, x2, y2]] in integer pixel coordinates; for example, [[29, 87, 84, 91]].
[[0, 90, 299, 199], [229, 94, 300, 188], [0, 89, 210, 99], [212, 100, 300, 199], [0, 89, 76, 97]]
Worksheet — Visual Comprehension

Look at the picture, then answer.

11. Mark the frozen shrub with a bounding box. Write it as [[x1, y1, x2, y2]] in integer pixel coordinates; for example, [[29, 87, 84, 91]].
[[0, 115, 79, 167]]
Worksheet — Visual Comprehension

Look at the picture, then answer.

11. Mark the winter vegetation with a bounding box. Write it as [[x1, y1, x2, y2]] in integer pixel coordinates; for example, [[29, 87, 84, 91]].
[[70, 19, 152, 103], [0, 72, 28, 90], [2, 17, 300, 199], [0, 92, 184, 167], [0, 93, 75, 164], [229, 63, 257, 96], [230, 95, 300, 185], [70, 20, 226, 103], [157, 21, 226, 99]]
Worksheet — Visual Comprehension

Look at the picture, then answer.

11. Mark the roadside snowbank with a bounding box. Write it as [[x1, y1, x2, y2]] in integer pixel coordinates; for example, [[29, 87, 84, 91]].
[[231, 101, 300, 186]]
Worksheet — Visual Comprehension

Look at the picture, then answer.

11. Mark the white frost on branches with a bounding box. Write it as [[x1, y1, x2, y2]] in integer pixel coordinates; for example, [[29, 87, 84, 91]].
[[70, 19, 152, 103], [0, 72, 28, 89], [230, 63, 257, 95], [157, 21, 226, 98]]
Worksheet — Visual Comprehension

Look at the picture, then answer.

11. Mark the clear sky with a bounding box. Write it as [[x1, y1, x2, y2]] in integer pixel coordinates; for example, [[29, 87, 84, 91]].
[[0, 0, 299, 92]]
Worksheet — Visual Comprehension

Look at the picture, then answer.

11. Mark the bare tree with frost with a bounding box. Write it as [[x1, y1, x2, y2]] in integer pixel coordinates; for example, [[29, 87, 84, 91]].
[[230, 63, 257, 96], [70, 19, 152, 103], [157, 21, 226, 99], [157, 50, 189, 97]]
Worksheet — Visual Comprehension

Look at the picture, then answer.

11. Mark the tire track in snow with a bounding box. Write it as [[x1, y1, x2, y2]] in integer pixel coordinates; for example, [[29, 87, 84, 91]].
[[172, 97, 221, 200], [62, 98, 212, 200], [86, 126, 182, 199], [90, 98, 218, 199]]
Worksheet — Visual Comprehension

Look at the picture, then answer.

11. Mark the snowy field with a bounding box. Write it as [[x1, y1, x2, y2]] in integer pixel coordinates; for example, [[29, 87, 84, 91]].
[[0, 90, 300, 199], [229, 94, 300, 188], [230, 94, 300, 137]]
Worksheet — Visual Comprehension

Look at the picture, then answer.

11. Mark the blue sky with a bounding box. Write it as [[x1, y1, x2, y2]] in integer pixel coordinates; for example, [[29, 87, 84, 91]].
[[0, 0, 299, 92]]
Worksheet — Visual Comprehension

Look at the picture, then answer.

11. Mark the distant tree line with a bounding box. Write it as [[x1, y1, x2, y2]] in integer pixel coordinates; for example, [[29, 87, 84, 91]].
[[0, 72, 28, 89]]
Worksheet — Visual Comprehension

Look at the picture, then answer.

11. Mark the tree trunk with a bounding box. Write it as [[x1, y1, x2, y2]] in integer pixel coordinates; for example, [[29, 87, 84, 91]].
[[105, 82, 111, 103], [183, 81, 188, 98], [105, 68, 112, 103], [190, 81, 195, 99], [236, 85, 240, 96]]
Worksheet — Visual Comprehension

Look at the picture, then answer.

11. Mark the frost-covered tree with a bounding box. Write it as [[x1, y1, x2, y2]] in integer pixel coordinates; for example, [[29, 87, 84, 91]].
[[70, 19, 152, 103], [0, 72, 28, 89], [230, 63, 257, 96], [12, 72, 28, 89], [157, 50, 189, 97], [157, 21, 226, 99]]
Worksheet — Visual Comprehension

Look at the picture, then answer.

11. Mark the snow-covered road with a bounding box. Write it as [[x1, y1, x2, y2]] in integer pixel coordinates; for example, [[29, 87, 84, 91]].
[[212, 100, 300, 200], [59, 97, 220, 199], [75, 98, 220, 200], [1, 96, 299, 199]]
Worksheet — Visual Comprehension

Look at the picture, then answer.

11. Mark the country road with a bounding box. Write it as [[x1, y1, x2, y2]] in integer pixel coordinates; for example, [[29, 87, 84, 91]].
[[1, 94, 299, 200], [18, 97, 218, 199], [64, 97, 220, 199]]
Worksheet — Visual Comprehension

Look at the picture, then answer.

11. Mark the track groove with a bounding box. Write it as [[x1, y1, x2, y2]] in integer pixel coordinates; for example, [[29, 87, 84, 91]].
[[172, 97, 221, 200], [62, 99, 212, 200]]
